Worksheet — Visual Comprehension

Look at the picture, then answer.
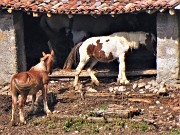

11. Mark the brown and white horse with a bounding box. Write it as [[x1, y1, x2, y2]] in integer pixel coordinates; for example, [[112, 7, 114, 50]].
[[10, 51, 54, 126], [40, 14, 141, 68], [64, 31, 156, 87]]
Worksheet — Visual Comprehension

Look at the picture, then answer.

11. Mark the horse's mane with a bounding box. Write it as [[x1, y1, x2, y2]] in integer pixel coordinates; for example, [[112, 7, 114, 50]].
[[110, 31, 147, 49]]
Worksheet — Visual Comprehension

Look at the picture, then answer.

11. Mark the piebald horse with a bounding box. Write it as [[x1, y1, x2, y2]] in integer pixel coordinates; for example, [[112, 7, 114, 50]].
[[64, 31, 156, 87], [40, 14, 140, 67], [10, 51, 54, 126]]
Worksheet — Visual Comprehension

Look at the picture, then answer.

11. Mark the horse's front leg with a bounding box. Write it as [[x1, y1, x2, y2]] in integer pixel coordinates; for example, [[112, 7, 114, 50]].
[[42, 84, 51, 115], [19, 94, 28, 125], [117, 53, 129, 84]]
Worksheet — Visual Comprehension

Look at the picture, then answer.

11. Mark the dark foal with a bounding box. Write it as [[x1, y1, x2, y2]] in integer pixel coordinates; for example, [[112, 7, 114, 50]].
[[10, 51, 54, 126]]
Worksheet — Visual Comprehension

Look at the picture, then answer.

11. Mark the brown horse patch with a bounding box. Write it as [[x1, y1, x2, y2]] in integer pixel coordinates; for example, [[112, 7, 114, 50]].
[[87, 39, 113, 62]]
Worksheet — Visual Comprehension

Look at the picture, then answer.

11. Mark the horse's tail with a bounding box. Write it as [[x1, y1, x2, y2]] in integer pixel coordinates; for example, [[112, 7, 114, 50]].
[[63, 42, 83, 69]]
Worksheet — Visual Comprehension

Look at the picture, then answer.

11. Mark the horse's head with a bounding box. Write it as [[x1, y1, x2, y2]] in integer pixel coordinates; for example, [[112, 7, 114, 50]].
[[145, 33, 157, 56], [40, 50, 54, 74]]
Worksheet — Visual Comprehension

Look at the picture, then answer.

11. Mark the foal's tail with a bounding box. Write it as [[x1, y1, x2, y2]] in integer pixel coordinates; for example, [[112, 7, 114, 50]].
[[63, 42, 83, 69], [13, 77, 32, 91]]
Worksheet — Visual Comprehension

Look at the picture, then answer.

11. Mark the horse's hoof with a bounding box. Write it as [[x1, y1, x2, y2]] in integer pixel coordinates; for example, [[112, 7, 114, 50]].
[[119, 79, 129, 85], [19, 120, 26, 125], [125, 80, 130, 84], [29, 109, 35, 115], [91, 80, 99, 86], [115, 81, 120, 85], [95, 82, 99, 86], [73, 83, 78, 88], [46, 110, 52, 115]]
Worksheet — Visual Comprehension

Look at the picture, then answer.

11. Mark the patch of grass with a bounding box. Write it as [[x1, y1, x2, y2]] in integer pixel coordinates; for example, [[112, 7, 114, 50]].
[[91, 124, 99, 133], [164, 129, 180, 135], [63, 117, 107, 134], [31, 116, 58, 130], [98, 104, 108, 110], [47, 122, 56, 129], [129, 121, 148, 132], [139, 122, 148, 132], [31, 118, 44, 126], [63, 118, 73, 132], [42, 130, 47, 135], [116, 119, 125, 127], [87, 112, 98, 117], [73, 118, 85, 131]]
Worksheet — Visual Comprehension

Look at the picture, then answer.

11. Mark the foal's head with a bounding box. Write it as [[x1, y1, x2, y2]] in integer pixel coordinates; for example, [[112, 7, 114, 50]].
[[40, 50, 54, 74]]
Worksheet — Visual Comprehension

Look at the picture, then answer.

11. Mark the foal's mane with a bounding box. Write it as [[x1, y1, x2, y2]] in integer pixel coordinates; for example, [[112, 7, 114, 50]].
[[32, 51, 54, 72]]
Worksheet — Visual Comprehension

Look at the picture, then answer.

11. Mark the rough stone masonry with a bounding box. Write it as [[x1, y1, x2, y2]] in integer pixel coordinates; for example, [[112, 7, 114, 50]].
[[156, 11, 180, 83], [0, 11, 26, 91]]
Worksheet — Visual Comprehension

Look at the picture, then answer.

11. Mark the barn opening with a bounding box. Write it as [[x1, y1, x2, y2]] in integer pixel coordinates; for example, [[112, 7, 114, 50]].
[[23, 12, 157, 73]]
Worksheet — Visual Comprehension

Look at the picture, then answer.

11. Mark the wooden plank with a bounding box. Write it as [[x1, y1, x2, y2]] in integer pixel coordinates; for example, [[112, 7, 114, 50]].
[[49, 69, 156, 78], [128, 98, 152, 104]]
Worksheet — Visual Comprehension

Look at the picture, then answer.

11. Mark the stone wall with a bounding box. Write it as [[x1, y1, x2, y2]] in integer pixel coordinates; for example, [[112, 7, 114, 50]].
[[156, 11, 180, 83], [0, 11, 26, 93]]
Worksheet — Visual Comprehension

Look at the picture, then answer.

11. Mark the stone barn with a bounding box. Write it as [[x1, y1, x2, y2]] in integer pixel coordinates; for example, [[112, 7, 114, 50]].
[[0, 0, 179, 91]]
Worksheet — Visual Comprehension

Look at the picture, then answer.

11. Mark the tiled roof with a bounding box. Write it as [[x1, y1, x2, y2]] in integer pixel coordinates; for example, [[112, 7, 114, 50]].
[[0, 0, 179, 14]]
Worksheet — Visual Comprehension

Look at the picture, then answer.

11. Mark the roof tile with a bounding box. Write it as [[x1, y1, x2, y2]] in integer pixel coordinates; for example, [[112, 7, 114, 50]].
[[0, 0, 179, 14]]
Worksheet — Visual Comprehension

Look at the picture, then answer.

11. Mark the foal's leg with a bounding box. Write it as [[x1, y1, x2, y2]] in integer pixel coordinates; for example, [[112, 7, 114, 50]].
[[30, 94, 36, 113], [117, 53, 129, 84], [19, 94, 28, 125], [11, 92, 18, 126], [87, 58, 99, 85], [42, 84, 51, 115]]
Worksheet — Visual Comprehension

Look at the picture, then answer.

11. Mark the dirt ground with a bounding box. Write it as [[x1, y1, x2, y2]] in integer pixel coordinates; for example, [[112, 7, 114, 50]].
[[0, 75, 180, 135]]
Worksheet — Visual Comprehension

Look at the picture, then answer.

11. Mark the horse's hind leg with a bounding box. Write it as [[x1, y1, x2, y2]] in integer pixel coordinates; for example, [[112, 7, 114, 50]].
[[30, 94, 36, 114], [10, 92, 18, 126], [19, 94, 27, 125], [87, 58, 99, 85], [74, 57, 89, 87]]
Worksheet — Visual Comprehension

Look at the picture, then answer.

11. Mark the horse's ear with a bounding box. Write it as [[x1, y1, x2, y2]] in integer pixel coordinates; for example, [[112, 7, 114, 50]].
[[51, 50, 54, 56], [42, 52, 46, 56]]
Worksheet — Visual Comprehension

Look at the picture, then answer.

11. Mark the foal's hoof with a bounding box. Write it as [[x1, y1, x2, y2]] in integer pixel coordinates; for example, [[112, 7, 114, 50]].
[[10, 120, 15, 127], [46, 110, 52, 116]]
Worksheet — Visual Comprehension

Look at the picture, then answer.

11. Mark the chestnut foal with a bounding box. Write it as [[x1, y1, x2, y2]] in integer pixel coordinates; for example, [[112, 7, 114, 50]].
[[10, 51, 54, 126]]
